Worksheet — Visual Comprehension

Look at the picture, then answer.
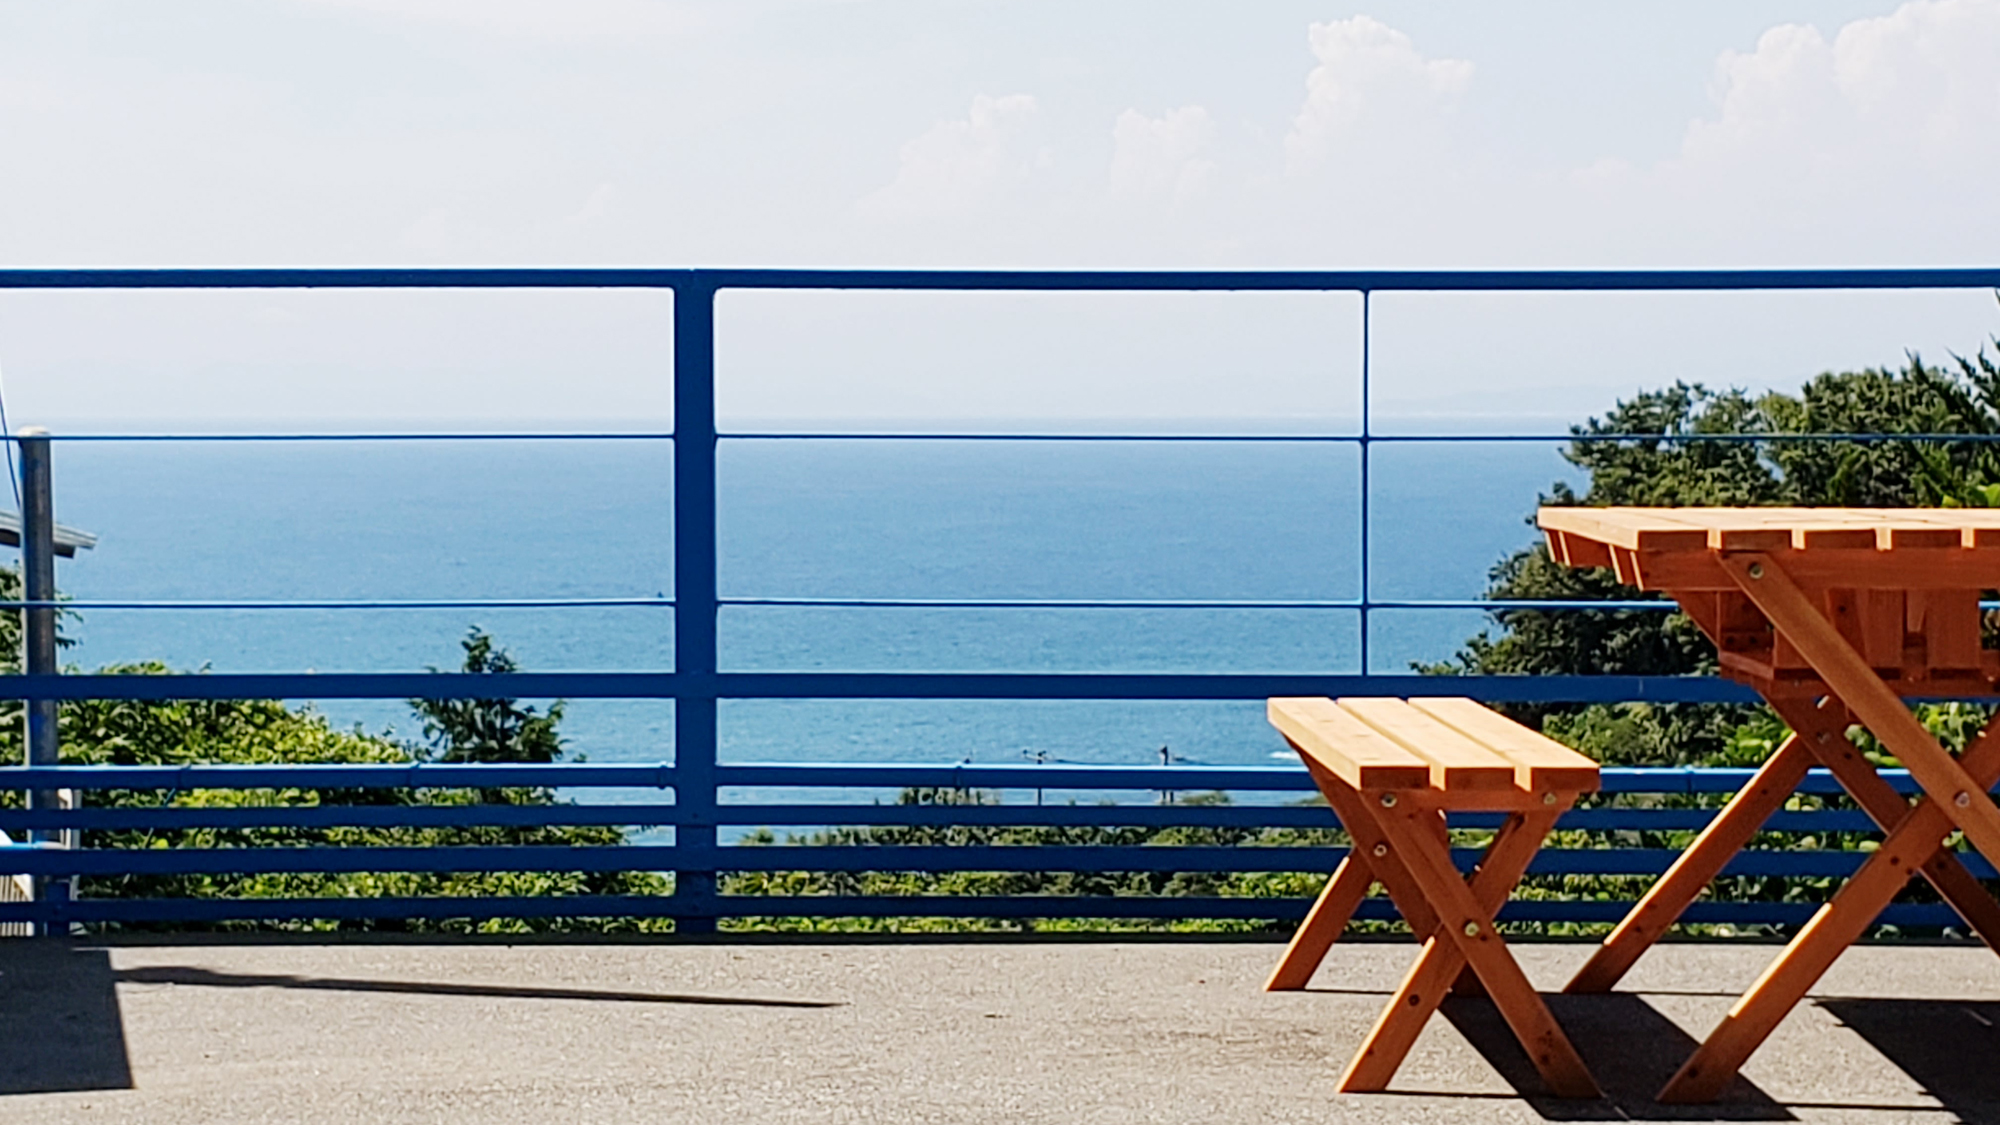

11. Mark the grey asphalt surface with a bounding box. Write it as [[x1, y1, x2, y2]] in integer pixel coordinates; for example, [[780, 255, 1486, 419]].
[[3, 936, 1998, 1124]]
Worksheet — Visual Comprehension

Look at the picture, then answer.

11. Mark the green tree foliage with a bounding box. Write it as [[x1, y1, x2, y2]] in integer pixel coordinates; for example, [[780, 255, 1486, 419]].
[[410, 631, 564, 765], [1413, 340, 2000, 935], [721, 788, 1339, 935], [1428, 341, 2000, 766], [1, 607, 668, 932]]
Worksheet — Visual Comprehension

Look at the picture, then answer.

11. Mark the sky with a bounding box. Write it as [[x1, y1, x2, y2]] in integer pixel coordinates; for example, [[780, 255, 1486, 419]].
[[1, 0, 1997, 425]]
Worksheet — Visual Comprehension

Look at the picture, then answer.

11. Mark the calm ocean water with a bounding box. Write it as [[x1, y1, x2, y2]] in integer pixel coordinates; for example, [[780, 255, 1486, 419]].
[[44, 432, 1583, 776]]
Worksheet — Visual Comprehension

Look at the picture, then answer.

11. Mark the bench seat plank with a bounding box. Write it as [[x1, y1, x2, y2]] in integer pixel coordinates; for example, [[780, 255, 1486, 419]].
[[1409, 697, 1601, 793], [1336, 698, 1519, 792], [1267, 698, 1431, 790]]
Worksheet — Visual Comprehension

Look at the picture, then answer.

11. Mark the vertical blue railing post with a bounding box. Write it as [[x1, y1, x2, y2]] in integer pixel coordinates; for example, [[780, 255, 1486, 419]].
[[673, 276, 721, 934], [1356, 291, 1371, 675]]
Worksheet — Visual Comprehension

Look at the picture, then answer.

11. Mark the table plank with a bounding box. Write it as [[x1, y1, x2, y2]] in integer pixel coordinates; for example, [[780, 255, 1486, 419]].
[[1540, 506, 2000, 554], [1536, 508, 1711, 551]]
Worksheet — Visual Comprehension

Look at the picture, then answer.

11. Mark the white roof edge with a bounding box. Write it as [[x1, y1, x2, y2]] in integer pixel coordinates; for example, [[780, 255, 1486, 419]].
[[0, 510, 96, 550]]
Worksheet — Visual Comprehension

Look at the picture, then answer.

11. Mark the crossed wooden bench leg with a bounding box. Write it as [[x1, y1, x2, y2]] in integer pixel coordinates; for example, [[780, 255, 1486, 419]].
[[1264, 798, 1549, 996], [1337, 804, 1569, 1092], [1328, 782, 1597, 1098], [1264, 850, 1376, 992]]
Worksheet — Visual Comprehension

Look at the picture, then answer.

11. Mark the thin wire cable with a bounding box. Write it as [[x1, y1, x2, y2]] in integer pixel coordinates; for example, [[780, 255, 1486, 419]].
[[18, 429, 2000, 444], [16, 431, 675, 443], [0, 596, 675, 611]]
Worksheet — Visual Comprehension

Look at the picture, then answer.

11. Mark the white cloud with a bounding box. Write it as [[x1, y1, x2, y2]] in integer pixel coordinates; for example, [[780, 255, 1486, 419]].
[[1683, 0, 2000, 175], [1647, 0, 2000, 257], [859, 94, 1049, 221], [1108, 106, 1215, 207], [1284, 15, 1472, 167], [1833, 0, 2000, 143]]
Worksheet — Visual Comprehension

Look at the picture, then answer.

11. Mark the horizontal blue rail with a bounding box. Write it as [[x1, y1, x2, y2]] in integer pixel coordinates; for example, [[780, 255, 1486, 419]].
[[0, 672, 1767, 702], [0, 762, 1919, 794], [726, 431, 2000, 444], [0, 803, 1894, 834], [0, 844, 1973, 880], [28, 429, 2000, 445], [0, 894, 1962, 930], [0, 597, 675, 611], [5, 266, 1998, 290], [0, 596, 1656, 612]]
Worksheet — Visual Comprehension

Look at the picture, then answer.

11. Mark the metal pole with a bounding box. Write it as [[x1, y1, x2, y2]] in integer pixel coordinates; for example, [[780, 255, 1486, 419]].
[[673, 280, 720, 936], [19, 427, 68, 931], [1357, 292, 1371, 676]]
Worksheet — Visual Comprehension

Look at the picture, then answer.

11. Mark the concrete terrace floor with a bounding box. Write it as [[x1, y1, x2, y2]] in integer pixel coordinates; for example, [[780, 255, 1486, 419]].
[[4, 937, 2000, 1124]]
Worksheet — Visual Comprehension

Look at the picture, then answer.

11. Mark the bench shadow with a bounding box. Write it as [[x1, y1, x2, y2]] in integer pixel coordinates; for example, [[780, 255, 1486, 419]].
[[114, 965, 843, 1009], [1438, 993, 1792, 1121], [1817, 997, 2000, 1124], [0, 941, 134, 1096]]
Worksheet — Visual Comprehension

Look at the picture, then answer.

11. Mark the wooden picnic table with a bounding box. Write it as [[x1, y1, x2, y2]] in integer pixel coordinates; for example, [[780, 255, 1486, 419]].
[[1539, 506, 2000, 1102]]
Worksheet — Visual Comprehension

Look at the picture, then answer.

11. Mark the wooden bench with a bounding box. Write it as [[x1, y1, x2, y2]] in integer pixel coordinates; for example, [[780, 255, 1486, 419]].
[[1264, 696, 1602, 1099]]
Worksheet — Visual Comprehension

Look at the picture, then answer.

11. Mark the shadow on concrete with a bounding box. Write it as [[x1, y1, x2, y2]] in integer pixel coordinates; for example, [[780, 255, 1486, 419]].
[[1439, 993, 1792, 1121], [114, 965, 843, 1009], [1819, 997, 2000, 1124], [0, 941, 133, 1096]]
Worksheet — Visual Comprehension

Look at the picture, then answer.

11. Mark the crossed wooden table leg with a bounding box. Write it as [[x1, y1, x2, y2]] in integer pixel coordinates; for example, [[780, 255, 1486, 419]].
[[1566, 697, 2000, 997], [1561, 551, 2000, 1102]]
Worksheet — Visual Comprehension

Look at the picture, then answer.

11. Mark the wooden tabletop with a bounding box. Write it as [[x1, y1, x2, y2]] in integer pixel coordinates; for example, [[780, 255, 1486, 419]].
[[1537, 507, 2000, 591]]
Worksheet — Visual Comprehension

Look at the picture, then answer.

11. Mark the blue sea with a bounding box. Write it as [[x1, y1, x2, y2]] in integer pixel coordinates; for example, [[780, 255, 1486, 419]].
[[43, 427, 1585, 782]]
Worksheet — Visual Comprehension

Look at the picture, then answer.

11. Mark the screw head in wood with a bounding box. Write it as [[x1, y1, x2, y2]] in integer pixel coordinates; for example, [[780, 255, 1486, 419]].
[[1542, 792, 1557, 805], [1956, 791, 1973, 808], [1463, 922, 1480, 937], [1379, 793, 1398, 808], [1371, 842, 1388, 858], [1747, 562, 1765, 579]]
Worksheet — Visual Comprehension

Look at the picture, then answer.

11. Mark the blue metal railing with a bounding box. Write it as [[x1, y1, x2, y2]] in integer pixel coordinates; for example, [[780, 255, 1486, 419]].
[[1, 266, 1997, 933], [0, 761, 1981, 929]]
